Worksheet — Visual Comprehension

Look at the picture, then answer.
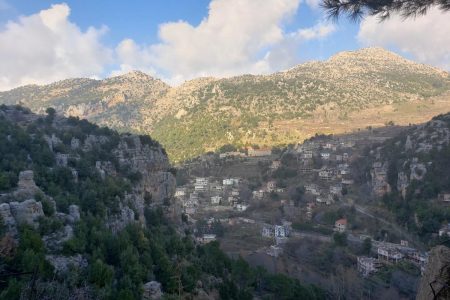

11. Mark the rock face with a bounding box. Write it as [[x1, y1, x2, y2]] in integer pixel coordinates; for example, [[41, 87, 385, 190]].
[[143, 281, 163, 300], [68, 204, 80, 222], [9, 199, 44, 228], [114, 136, 176, 218], [13, 170, 40, 200], [0, 203, 17, 235], [416, 246, 450, 300], [45, 254, 88, 274], [370, 162, 391, 197]]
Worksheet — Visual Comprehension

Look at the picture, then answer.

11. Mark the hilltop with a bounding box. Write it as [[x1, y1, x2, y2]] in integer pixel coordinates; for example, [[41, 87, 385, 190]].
[[1, 47, 450, 162]]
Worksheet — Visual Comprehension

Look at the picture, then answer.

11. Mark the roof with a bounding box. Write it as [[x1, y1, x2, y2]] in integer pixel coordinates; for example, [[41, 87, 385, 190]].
[[335, 218, 348, 225]]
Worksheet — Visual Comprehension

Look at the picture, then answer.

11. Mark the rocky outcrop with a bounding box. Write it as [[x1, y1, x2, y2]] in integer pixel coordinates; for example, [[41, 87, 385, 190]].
[[43, 225, 74, 252], [45, 254, 88, 274], [106, 205, 136, 233], [370, 162, 391, 197], [114, 136, 176, 217], [416, 246, 450, 300], [143, 281, 163, 300], [410, 160, 427, 181], [0, 203, 17, 235], [68, 204, 80, 222], [9, 199, 44, 228], [397, 171, 409, 199], [13, 170, 41, 200]]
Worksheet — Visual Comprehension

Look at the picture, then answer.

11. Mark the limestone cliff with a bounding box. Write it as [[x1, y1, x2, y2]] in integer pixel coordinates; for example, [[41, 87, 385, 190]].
[[416, 245, 450, 300]]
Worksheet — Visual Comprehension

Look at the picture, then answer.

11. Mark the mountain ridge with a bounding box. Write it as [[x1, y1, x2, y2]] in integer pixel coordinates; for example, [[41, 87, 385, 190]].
[[1, 47, 450, 161]]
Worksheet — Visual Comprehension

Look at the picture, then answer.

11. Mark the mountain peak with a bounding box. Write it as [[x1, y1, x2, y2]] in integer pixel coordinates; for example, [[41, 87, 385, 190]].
[[109, 70, 156, 81], [328, 47, 403, 62]]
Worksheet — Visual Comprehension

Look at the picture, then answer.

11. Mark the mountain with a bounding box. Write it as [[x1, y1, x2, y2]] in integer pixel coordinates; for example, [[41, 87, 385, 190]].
[[0, 106, 324, 299], [0, 71, 170, 133], [1, 48, 450, 162]]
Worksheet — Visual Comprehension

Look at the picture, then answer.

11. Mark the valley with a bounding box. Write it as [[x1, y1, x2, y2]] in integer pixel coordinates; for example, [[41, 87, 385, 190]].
[[174, 115, 450, 298]]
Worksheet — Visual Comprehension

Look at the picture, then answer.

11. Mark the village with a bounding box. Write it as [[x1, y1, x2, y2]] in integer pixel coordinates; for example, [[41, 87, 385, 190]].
[[175, 127, 432, 290]]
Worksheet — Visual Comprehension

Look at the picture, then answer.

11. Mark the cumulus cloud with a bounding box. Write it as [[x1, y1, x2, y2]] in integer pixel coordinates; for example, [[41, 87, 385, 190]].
[[358, 7, 450, 70], [0, 1, 338, 89], [113, 0, 336, 84], [296, 22, 335, 40], [0, 3, 112, 90]]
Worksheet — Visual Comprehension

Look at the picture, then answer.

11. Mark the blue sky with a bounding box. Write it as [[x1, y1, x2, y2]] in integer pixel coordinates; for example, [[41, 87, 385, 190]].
[[1, 0, 360, 60], [0, 0, 448, 90]]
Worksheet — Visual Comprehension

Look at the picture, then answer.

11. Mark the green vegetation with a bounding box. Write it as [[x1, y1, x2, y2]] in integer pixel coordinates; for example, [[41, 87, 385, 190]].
[[356, 113, 450, 243], [0, 106, 324, 299]]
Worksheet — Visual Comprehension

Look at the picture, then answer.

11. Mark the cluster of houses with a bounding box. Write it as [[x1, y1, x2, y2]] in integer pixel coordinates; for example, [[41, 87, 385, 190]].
[[357, 238, 429, 277], [304, 182, 344, 207], [175, 176, 249, 215]]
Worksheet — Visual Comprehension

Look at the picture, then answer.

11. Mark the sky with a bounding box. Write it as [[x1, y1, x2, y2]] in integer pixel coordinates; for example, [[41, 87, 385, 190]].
[[0, 0, 449, 91]]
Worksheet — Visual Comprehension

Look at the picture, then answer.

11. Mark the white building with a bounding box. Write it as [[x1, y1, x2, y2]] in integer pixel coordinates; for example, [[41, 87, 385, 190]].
[[231, 189, 240, 196], [305, 184, 321, 196], [236, 204, 249, 212], [198, 234, 217, 244], [211, 196, 222, 205], [223, 178, 240, 186], [194, 177, 209, 191], [175, 188, 186, 198], [266, 181, 276, 192], [330, 185, 342, 195], [302, 151, 313, 159], [270, 160, 281, 170], [275, 225, 288, 237], [316, 194, 333, 205], [320, 152, 330, 160], [357, 256, 381, 277], [253, 190, 265, 199], [334, 218, 347, 232], [318, 168, 334, 181], [378, 247, 403, 263], [262, 226, 274, 238]]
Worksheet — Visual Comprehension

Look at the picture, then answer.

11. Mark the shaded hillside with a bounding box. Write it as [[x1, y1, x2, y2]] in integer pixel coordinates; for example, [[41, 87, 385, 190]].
[[0, 71, 169, 132]]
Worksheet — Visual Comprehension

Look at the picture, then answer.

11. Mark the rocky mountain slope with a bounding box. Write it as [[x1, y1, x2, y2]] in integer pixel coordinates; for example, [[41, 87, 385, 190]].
[[0, 106, 324, 300], [0, 71, 169, 132], [353, 112, 450, 241], [1, 48, 450, 161]]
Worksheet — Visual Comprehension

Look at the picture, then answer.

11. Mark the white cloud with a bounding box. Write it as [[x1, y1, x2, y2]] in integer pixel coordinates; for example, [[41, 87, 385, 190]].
[[304, 0, 321, 10], [0, 1, 338, 90], [112, 0, 335, 84], [0, 3, 112, 91], [296, 22, 335, 40], [358, 8, 450, 70]]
